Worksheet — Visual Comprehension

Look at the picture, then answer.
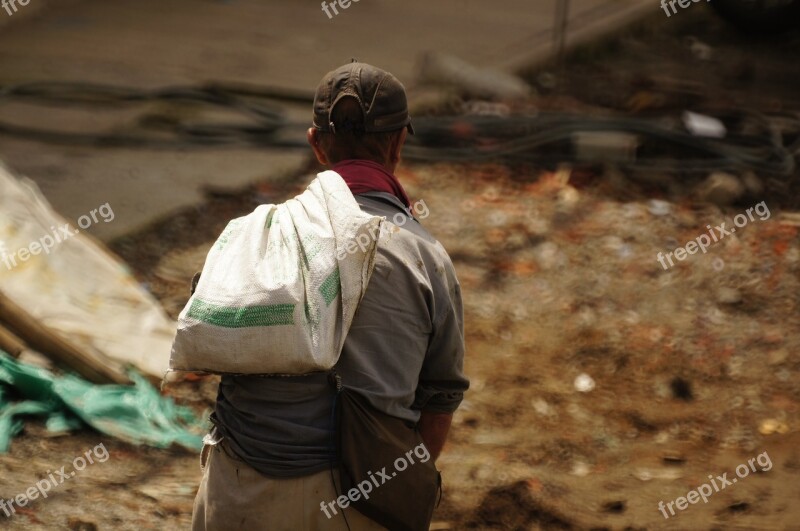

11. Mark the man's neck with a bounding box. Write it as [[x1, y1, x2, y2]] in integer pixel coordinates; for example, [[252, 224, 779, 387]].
[[332, 159, 397, 175]]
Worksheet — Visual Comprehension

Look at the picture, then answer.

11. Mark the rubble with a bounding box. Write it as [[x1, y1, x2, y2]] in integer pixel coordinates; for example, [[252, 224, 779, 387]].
[[416, 51, 532, 101], [695, 172, 746, 206]]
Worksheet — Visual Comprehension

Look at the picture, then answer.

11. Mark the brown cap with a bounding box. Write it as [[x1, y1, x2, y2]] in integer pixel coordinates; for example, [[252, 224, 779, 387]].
[[313, 61, 414, 135]]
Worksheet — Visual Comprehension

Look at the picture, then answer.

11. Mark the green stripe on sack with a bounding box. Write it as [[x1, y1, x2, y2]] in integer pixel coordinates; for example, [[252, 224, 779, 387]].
[[188, 299, 295, 328], [319, 268, 340, 306]]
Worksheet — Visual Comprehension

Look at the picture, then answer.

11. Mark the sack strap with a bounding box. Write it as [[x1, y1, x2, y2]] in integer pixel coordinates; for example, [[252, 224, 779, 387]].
[[326, 369, 351, 530]]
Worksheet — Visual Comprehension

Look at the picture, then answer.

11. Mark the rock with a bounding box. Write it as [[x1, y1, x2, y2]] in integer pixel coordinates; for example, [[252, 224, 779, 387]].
[[768, 349, 789, 365], [571, 461, 591, 477], [601, 500, 626, 513], [728, 501, 750, 513], [556, 185, 580, 214], [532, 398, 555, 417], [741, 171, 764, 195], [683, 111, 726, 138], [662, 453, 686, 466], [574, 373, 596, 393], [634, 467, 682, 481], [670, 377, 693, 401], [68, 519, 98, 531], [532, 242, 564, 270], [647, 199, 672, 217], [696, 172, 745, 206], [716, 287, 742, 305], [470, 481, 576, 530], [758, 418, 789, 435]]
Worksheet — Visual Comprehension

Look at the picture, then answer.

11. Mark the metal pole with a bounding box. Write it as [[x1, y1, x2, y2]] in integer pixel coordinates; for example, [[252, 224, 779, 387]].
[[554, 0, 571, 64]]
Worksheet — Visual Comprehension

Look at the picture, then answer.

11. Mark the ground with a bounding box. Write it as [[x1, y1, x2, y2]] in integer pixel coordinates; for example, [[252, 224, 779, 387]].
[[2, 8, 800, 531]]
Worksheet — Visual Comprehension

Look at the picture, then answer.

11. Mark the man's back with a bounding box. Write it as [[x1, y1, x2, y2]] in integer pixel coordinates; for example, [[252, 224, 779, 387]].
[[212, 192, 468, 477], [193, 61, 467, 531]]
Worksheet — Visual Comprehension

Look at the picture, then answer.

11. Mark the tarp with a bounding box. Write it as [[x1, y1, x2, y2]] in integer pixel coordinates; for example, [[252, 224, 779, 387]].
[[0, 351, 204, 453], [0, 163, 176, 380]]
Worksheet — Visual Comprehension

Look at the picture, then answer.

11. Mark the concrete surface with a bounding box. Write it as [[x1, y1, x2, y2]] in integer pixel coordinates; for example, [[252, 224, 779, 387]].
[[0, 0, 652, 240]]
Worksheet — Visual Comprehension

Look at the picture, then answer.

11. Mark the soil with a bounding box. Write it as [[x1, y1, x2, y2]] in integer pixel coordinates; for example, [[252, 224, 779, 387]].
[[2, 8, 800, 531]]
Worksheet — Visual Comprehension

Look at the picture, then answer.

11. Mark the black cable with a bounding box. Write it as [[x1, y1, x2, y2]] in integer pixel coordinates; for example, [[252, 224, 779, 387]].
[[0, 81, 796, 175]]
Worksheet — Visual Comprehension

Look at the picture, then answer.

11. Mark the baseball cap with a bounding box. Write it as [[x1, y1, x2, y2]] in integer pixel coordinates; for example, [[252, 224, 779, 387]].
[[313, 61, 414, 135]]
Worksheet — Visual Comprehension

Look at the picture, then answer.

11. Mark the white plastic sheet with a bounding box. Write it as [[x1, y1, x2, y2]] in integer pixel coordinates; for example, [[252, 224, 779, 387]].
[[0, 163, 176, 379]]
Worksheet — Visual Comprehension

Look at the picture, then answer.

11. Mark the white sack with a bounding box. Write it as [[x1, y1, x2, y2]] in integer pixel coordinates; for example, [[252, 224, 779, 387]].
[[170, 171, 382, 374]]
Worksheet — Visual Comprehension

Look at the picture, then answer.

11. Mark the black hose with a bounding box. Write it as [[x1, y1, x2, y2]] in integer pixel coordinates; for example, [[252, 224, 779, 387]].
[[0, 81, 796, 175]]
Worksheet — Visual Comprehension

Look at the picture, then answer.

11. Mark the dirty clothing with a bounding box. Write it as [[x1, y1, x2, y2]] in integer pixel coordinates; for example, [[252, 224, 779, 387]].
[[212, 192, 469, 478], [192, 439, 386, 531], [195, 189, 468, 529]]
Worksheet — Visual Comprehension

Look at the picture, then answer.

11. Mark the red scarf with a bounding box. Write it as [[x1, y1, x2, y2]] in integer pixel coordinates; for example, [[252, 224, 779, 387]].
[[333, 160, 411, 209]]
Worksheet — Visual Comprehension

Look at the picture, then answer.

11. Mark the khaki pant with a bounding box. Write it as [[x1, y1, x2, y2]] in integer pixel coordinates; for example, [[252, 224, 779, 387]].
[[192, 441, 386, 531]]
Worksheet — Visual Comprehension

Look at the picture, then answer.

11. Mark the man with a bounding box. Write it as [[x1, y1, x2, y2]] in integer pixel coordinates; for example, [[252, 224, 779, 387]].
[[192, 61, 468, 530]]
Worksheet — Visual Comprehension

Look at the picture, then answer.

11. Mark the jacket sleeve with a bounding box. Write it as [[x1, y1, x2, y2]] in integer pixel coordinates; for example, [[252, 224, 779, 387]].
[[412, 267, 469, 414]]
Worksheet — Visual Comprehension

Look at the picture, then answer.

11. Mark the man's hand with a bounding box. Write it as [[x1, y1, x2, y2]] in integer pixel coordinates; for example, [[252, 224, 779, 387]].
[[418, 411, 453, 462]]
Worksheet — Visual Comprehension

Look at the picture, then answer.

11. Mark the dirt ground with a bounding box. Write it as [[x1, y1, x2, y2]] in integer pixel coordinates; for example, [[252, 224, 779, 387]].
[[2, 8, 800, 531]]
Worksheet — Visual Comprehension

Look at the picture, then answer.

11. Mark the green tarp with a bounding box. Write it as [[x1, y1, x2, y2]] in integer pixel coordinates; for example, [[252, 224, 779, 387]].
[[0, 351, 204, 453]]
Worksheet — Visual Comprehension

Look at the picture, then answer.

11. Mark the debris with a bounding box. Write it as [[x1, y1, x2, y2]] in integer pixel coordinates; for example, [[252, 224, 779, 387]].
[[670, 377, 693, 401], [767, 349, 789, 365], [0, 164, 176, 382], [601, 500, 626, 513], [532, 398, 556, 417], [571, 461, 591, 477], [741, 171, 764, 195], [556, 185, 581, 214], [462, 100, 511, 117], [574, 373, 596, 393], [728, 501, 750, 513], [683, 111, 727, 138], [633, 467, 683, 481], [470, 481, 576, 530], [758, 418, 789, 435], [407, 87, 464, 116], [686, 36, 713, 60], [68, 518, 98, 531], [695, 172, 745, 206], [416, 51, 532, 101], [778, 212, 800, 227], [136, 479, 198, 500], [627, 90, 667, 112], [662, 453, 686, 466], [536, 71, 558, 90], [571, 131, 639, 163], [16, 349, 55, 371], [715, 287, 743, 305], [0, 352, 204, 453], [533, 242, 564, 270], [0, 291, 125, 384], [647, 199, 672, 217], [0, 321, 27, 358]]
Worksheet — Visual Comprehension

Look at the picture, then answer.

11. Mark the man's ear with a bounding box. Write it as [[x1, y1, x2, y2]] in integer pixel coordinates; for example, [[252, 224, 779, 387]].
[[307, 128, 329, 165]]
